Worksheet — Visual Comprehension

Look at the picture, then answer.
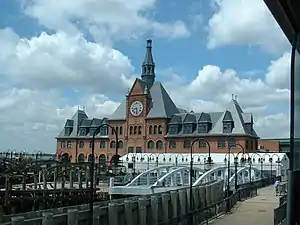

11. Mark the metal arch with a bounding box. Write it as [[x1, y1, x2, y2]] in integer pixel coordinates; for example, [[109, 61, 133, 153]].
[[150, 166, 205, 188], [126, 165, 176, 186], [228, 166, 266, 185], [193, 166, 234, 186]]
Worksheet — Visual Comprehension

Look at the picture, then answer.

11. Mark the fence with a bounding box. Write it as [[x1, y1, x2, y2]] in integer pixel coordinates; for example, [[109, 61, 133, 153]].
[[2, 184, 257, 225], [274, 201, 287, 225], [274, 182, 288, 225]]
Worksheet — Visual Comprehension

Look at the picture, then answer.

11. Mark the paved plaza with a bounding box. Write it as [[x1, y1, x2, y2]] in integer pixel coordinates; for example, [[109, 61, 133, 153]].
[[211, 186, 279, 225]]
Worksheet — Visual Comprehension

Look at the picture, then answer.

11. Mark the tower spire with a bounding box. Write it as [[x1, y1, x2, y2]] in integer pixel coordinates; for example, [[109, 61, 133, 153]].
[[141, 39, 155, 88]]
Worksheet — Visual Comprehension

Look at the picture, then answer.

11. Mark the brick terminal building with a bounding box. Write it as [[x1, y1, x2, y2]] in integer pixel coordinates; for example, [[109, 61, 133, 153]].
[[56, 40, 260, 163]]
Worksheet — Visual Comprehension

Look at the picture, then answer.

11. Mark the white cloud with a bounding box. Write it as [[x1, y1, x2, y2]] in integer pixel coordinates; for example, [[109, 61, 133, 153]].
[[206, 0, 290, 53], [165, 53, 290, 111], [0, 87, 119, 152], [255, 113, 289, 138], [22, 0, 190, 42], [0, 28, 134, 94]]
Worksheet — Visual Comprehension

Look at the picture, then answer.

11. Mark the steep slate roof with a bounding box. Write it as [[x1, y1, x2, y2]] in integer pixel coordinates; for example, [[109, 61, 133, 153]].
[[57, 110, 88, 138], [166, 99, 259, 138], [109, 80, 180, 120], [56, 110, 109, 138]]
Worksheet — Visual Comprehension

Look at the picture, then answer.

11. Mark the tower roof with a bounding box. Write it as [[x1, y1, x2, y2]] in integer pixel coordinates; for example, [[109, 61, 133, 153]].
[[142, 39, 155, 66]]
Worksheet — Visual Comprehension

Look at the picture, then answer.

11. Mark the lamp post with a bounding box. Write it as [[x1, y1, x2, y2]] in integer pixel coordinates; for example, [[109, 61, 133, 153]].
[[234, 156, 238, 191], [175, 154, 184, 166], [89, 124, 118, 225], [260, 156, 264, 187]]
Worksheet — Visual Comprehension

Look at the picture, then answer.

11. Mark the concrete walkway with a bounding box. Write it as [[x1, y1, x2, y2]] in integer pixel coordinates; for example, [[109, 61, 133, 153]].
[[211, 186, 279, 225]]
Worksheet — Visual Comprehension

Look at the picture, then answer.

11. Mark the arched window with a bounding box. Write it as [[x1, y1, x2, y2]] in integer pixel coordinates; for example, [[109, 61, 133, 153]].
[[169, 140, 176, 149], [78, 153, 85, 163], [119, 126, 123, 135], [158, 125, 163, 134], [147, 140, 154, 149], [79, 140, 84, 148], [88, 154, 93, 162], [138, 126, 142, 135], [129, 126, 133, 135], [153, 125, 157, 134], [61, 141, 66, 148], [156, 140, 163, 150], [149, 125, 153, 135], [134, 126, 137, 135], [62, 153, 70, 163], [183, 140, 191, 148], [67, 141, 72, 148], [89, 140, 93, 148], [110, 140, 116, 148], [118, 140, 124, 148], [99, 154, 106, 164], [99, 140, 106, 148]]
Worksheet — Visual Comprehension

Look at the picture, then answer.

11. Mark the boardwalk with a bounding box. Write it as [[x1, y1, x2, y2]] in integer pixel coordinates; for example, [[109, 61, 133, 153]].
[[211, 186, 278, 225]]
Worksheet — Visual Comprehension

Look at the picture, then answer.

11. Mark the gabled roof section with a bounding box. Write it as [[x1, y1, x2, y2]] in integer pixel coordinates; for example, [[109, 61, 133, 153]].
[[222, 110, 233, 122], [146, 82, 179, 118], [65, 119, 73, 127], [91, 118, 102, 126], [169, 114, 183, 124], [80, 119, 92, 127], [198, 112, 211, 123], [128, 78, 147, 96], [183, 113, 196, 123]]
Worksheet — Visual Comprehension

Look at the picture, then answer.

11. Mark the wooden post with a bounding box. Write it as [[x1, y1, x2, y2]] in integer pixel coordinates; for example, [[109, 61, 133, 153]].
[[11, 216, 24, 225], [42, 212, 53, 225], [68, 209, 78, 225]]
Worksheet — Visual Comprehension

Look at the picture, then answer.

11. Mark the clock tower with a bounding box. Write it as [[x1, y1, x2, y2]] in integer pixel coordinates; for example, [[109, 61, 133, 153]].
[[125, 39, 155, 153]]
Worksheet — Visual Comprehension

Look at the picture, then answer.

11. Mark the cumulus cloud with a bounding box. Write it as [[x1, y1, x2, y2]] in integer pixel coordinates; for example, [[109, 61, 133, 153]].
[[22, 0, 190, 42], [165, 53, 290, 111], [0, 28, 134, 94], [206, 0, 290, 53]]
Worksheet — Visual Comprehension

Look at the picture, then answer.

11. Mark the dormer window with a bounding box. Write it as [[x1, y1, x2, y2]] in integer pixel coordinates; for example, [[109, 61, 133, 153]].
[[245, 123, 253, 132], [168, 125, 178, 134], [183, 124, 193, 134], [223, 122, 233, 133], [65, 127, 72, 136], [90, 128, 96, 136], [79, 128, 88, 136], [198, 122, 212, 133], [99, 127, 108, 136]]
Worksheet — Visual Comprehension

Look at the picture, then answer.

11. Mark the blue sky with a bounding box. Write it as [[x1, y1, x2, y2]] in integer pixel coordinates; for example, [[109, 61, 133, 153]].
[[0, 0, 291, 151], [0, 0, 274, 82]]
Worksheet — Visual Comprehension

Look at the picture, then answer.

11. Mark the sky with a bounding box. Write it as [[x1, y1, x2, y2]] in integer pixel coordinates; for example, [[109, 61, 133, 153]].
[[0, 0, 291, 153]]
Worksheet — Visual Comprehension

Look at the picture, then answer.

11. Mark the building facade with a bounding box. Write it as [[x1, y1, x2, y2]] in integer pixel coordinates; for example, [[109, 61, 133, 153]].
[[56, 40, 260, 163]]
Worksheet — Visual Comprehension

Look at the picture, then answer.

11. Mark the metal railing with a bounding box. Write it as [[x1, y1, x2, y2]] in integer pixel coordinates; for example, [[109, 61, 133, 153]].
[[274, 201, 287, 225], [158, 186, 257, 225]]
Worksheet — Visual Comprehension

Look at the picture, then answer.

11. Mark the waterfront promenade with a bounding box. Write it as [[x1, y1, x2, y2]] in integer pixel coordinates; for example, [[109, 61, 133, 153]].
[[211, 185, 278, 225]]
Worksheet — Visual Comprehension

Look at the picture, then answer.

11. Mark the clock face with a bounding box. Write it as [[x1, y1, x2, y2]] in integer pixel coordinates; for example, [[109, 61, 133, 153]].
[[130, 101, 143, 116]]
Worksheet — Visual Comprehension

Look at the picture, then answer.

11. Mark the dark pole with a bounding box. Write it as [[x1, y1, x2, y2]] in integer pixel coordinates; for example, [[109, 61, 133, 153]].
[[234, 145, 245, 191], [260, 157, 263, 187], [89, 124, 118, 225], [226, 147, 232, 213], [270, 158, 273, 184], [234, 156, 238, 191], [189, 139, 201, 225], [287, 31, 300, 225]]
